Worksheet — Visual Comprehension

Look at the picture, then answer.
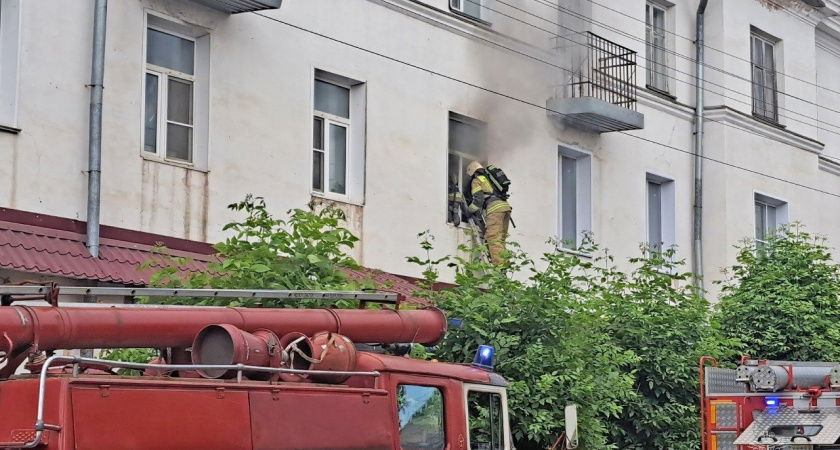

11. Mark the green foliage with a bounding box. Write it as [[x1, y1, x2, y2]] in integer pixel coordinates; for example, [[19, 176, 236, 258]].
[[141, 195, 367, 307], [98, 348, 159, 375], [408, 234, 729, 449], [715, 223, 840, 361]]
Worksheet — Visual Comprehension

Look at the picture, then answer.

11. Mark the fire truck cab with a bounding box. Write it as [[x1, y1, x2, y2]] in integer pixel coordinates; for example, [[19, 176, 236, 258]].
[[0, 286, 521, 450], [702, 357, 840, 450]]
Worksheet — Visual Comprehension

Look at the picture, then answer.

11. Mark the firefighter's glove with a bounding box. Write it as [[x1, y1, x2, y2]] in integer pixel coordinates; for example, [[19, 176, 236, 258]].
[[468, 204, 480, 214]]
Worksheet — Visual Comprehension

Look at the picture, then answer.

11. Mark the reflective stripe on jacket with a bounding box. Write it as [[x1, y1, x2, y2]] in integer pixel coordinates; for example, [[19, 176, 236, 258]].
[[469, 174, 511, 214]]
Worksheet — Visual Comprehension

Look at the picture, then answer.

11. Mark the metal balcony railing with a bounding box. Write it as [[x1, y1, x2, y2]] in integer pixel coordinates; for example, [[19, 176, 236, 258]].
[[562, 32, 638, 111]]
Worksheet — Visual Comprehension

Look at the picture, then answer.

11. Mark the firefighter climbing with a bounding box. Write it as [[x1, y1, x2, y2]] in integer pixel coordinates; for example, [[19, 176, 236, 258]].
[[466, 160, 512, 265]]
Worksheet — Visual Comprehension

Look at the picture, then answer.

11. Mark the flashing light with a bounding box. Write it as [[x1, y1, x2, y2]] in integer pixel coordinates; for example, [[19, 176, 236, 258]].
[[472, 345, 495, 371], [766, 398, 779, 407]]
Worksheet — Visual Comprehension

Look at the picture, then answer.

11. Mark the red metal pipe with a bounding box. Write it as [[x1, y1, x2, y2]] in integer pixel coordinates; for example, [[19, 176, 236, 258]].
[[0, 305, 447, 352]]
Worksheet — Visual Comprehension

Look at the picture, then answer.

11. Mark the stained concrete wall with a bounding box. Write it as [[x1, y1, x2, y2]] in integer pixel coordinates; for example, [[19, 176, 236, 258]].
[[1, 0, 839, 299]]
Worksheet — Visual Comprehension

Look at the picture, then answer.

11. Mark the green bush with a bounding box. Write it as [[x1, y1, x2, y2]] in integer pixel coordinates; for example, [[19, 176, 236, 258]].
[[408, 233, 728, 449], [715, 223, 840, 361]]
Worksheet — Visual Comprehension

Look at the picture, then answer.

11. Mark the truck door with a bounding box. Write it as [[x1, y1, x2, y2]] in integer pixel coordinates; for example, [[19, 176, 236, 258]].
[[391, 375, 460, 450], [464, 384, 512, 450]]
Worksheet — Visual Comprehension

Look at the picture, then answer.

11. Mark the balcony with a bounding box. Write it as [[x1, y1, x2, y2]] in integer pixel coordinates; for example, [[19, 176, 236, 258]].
[[547, 32, 644, 133], [188, 0, 282, 14]]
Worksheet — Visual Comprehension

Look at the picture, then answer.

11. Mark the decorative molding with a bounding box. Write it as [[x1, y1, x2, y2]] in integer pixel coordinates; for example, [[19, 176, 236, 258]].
[[704, 106, 825, 154], [370, 0, 556, 61], [636, 88, 695, 122], [819, 155, 840, 176]]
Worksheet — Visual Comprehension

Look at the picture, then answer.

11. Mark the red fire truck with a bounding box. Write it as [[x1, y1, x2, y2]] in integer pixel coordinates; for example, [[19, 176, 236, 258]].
[[0, 284, 577, 450], [701, 357, 840, 450]]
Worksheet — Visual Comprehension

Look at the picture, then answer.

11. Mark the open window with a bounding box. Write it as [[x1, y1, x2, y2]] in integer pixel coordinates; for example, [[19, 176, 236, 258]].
[[465, 385, 510, 450], [447, 113, 485, 225]]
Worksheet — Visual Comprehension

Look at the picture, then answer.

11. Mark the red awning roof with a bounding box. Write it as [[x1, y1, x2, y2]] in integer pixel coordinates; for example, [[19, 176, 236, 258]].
[[0, 208, 431, 305]]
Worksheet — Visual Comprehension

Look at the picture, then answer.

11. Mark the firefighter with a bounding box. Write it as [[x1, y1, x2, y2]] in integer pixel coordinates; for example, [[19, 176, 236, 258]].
[[466, 161, 511, 265]]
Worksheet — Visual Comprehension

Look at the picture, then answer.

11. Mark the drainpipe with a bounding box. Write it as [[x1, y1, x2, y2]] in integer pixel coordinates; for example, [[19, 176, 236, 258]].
[[86, 0, 107, 258], [693, 0, 709, 293]]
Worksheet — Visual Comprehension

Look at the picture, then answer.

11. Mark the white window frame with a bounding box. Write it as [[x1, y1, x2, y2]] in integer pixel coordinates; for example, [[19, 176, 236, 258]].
[[312, 88, 351, 197], [646, 173, 675, 258], [751, 30, 780, 123], [0, 0, 22, 129], [645, 1, 673, 94], [310, 69, 366, 205], [140, 12, 210, 171], [144, 27, 196, 164], [449, 0, 491, 23], [557, 146, 592, 250], [447, 113, 485, 227], [754, 192, 789, 247], [463, 384, 511, 450]]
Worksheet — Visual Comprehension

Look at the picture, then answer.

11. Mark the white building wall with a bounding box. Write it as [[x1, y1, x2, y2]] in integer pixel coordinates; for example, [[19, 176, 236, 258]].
[[1, 0, 840, 298]]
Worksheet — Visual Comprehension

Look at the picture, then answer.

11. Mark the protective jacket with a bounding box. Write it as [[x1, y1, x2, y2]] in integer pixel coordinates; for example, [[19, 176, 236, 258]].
[[468, 172, 511, 215]]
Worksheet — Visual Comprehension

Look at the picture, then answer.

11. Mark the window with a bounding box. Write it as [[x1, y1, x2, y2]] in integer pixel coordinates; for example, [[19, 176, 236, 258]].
[[558, 147, 592, 249], [450, 0, 483, 21], [447, 114, 484, 225], [646, 174, 675, 257], [0, 0, 21, 128], [142, 15, 209, 169], [646, 2, 669, 93], [751, 31, 779, 122], [397, 385, 445, 450], [755, 193, 788, 248], [311, 70, 366, 203], [467, 390, 506, 450], [145, 28, 195, 162]]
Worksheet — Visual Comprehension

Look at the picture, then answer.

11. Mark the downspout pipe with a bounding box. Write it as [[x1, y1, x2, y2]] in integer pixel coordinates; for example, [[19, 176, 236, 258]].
[[693, 0, 709, 293], [86, 0, 107, 258]]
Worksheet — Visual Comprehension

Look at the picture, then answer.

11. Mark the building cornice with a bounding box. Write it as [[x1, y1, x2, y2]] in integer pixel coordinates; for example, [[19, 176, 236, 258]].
[[819, 155, 840, 175], [704, 106, 825, 154], [636, 88, 695, 122], [369, 0, 556, 62]]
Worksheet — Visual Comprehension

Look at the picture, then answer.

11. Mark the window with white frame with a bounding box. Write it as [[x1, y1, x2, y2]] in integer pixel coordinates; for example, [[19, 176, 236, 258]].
[[447, 114, 484, 225], [144, 28, 195, 162], [646, 174, 675, 257], [311, 70, 366, 203], [450, 0, 483, 21], [558, 147, 591, 249], [751, 31, 779, 122], [646, 1, 671, 93], [755, 193, 788, 247], [142, 15, 209, 169]]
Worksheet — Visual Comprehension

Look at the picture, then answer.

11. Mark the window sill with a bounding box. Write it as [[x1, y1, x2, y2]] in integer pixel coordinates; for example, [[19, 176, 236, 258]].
[[310, 192, 364, 207], [141, 154, 208, 173], [447, 7, 492, 27], [751, 113, 785, 129], [645, 85, 677, 102], [0, 124, 21, 134], [556, 246, 592, 259]]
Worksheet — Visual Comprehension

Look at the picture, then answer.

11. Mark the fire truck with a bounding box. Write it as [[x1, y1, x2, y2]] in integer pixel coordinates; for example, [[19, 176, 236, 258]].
[[0, 284, 578, 450], [701, 357, 840, 450]]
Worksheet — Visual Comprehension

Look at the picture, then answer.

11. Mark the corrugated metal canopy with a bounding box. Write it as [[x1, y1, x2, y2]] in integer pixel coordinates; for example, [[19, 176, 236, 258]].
[[187, 0, 282, 14]]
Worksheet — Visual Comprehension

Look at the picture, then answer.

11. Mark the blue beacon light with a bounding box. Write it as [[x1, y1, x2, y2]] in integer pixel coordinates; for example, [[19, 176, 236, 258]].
[[766, 398, 779, 407], [472, 345, 495, 371]]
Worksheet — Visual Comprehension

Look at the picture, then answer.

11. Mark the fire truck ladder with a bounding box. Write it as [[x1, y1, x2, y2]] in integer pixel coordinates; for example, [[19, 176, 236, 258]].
[[0, 284, 402, 309]]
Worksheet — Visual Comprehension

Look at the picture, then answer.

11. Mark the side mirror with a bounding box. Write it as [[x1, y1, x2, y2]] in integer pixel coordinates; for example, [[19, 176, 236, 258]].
[[565, 404, 579, 449]]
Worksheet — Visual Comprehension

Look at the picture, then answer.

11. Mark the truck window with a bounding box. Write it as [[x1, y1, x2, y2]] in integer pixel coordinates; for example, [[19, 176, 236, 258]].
[[397, 385, 445, 450], [467, 391, 504, 450]]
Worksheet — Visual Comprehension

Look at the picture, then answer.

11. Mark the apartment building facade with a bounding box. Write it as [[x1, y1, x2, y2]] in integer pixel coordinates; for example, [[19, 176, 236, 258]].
[[0, 0, 837, 298]]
